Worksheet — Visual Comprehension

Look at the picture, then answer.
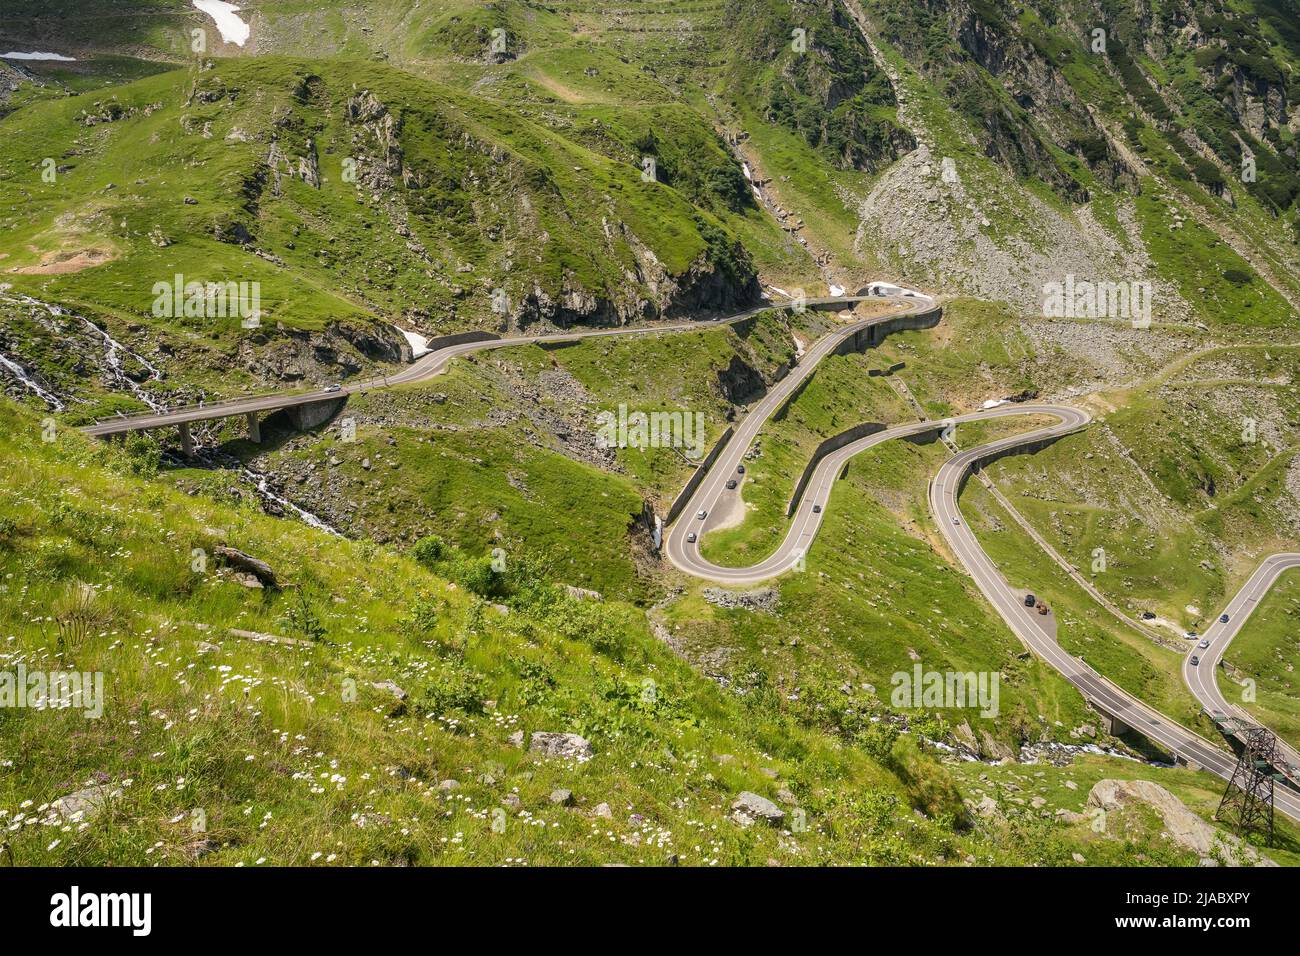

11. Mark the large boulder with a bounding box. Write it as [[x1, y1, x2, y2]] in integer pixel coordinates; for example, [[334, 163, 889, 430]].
[[730, 791, 784, 828], [214, 546, 279, 589]]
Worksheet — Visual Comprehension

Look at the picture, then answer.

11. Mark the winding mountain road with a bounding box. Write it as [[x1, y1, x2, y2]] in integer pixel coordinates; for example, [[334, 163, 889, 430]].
[[73, 277, 1300, 820], [661, 297, 1300, 822]]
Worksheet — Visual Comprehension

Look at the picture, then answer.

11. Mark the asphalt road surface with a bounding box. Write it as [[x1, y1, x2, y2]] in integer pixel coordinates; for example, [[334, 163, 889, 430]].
[[665, 295, 938, 582], [1182, 553, 1300, 768]]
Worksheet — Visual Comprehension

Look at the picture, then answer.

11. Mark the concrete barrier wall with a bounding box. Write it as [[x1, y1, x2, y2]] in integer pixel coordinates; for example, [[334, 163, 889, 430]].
[[426, 330, 500, 350], [785, 421, 888, 515], [667, 425, 735, 523], [954, 431, 1078, 496]]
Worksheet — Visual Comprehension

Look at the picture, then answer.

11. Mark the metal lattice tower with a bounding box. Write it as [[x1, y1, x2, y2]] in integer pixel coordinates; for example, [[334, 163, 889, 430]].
[[1215, 725, 1278, 846]]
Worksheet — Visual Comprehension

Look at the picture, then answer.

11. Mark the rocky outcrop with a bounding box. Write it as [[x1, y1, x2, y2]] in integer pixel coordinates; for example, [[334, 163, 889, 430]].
[[529, 732, 593, 761], [52, 784, 121, 823], [702, 587, 780, 612], [716, 355, 766, 405], [236, 321, 409, 384], [1086, 778, 1275, 866], [214, 545, 279, 588]]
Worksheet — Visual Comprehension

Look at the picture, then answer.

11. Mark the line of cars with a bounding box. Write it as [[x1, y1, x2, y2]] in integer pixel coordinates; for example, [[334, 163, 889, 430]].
[[1187, 612, 1229, 667], [686, 464, 748, 545]]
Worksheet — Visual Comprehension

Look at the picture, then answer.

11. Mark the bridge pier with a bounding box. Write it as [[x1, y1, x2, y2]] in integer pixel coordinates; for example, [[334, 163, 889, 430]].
[[246, 412, 261, 444], [1099, 711, 1130, 737], [178, 421, 194, 458]]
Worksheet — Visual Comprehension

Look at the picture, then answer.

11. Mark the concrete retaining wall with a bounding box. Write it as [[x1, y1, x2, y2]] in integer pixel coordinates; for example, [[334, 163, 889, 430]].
[[955, 432, 1077, 495], [785, 421, 887, 515], [426, 330, 500, 350], [667, 425, 734, 523]]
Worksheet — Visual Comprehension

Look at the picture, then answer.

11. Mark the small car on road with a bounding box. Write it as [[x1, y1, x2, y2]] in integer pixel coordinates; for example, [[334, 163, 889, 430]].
[[726, 479, 738, 490], [696, 509, 707, 520], [737, 465, 745, 474], [812, 504, 821, 513], [686, 532, 697, 543], [1198, 639, 1210, 649], [1190, 655, 1200, 666], [1220, 613, 1230, 623], [1024, 594, 1036, 608], [325, 383, 342, 393]]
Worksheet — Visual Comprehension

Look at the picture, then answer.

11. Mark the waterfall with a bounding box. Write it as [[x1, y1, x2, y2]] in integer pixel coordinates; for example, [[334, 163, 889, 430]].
[[0, 351, 64, 410], [0, 290, 164, 411]]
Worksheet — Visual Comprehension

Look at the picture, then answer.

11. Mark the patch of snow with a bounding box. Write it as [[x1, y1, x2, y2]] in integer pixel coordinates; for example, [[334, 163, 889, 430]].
[[766, 285, 790, 298], [865, 281, 924, 298], [829, 284, 845, 297], [982, 399, 1007, 409], [2, 51, 77, 61], [741, 163, 752, 181], [394, 326, 430, 358], [192, 0, 251, 47]]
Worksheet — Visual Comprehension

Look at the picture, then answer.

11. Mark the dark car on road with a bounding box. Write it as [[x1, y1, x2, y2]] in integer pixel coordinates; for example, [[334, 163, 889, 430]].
[[1190, 655, 1200, 666], [1024, 594, 1036, 608], [737, 465, 745, 474], [812, 504, 821, 513], [726, 479, 737, 490], [1220, 613, 1230, 623]]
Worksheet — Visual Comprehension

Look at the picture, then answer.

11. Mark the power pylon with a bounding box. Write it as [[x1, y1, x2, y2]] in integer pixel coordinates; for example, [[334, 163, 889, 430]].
[[1215, 725, 1278, 846]]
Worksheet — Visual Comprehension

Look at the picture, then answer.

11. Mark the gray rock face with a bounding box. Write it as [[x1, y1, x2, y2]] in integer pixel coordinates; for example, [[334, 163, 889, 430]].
[[730, 791, 784, 828], [529, 732, 593, 761], [702, 587, 780, 612], [1087, 779, 1275, 866]]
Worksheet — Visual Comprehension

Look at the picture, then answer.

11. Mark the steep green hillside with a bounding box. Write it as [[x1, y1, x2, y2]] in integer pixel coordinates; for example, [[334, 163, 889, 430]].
[[4, 395, 1284, 865], [982, 345, 1300, 632]]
